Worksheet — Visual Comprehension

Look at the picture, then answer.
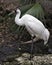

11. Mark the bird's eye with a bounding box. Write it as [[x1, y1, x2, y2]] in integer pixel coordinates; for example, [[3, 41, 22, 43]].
[[15, 10, 18, 14], [15, 10, 16, 13]]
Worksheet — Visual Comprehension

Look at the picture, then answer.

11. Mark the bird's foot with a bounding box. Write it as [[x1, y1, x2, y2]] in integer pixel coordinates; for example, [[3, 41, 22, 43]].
[[29, 54, 34, 60]]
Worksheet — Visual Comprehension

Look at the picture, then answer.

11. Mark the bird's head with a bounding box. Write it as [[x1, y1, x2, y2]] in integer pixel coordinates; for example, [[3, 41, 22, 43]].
[[16, 9, 21, 14], [44, 28, 50, 45]]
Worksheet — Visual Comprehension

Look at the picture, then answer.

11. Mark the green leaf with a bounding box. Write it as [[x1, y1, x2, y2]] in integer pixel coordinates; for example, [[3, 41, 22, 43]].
[[20, 4, 34, 17], [26, 3, 45, 20]]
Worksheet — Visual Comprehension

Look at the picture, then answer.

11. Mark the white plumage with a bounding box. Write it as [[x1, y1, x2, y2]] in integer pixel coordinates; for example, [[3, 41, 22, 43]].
[[15, 9, 50, 45]]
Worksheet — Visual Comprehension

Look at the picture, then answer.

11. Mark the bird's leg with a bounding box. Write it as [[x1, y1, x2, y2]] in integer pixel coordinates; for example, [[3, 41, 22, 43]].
[[24, 37, 39, 44], [30, 36, 34, 60]]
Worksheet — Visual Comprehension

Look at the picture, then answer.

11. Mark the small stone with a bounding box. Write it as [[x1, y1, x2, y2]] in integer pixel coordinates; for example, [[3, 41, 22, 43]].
[[2, 39, 4, 42], [19, 48, 21, 50], [22, 53, 30, 59], [15, 57, 24, 63]]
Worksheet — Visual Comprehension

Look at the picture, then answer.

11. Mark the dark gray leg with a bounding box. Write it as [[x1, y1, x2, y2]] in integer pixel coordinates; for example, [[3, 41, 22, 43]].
[[30, 36, 34, 60]]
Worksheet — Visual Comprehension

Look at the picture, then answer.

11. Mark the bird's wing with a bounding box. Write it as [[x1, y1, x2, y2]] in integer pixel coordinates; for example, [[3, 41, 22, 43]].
[[27, 21, 45, 37]]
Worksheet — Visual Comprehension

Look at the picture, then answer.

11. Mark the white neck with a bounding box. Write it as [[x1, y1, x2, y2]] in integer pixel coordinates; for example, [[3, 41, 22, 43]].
[[15, 9, 24, 26]]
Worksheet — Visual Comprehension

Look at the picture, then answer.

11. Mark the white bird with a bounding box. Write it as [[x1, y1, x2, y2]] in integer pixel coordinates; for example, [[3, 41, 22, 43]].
[[15, 9, 50, 58], [15, 9, 50, 45]]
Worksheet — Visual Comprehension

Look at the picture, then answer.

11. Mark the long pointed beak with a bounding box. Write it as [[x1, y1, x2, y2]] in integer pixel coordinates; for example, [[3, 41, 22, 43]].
[[8, 10, 16, 16]]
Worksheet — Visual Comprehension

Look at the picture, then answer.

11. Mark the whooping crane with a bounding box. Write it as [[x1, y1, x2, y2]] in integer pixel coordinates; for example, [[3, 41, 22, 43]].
[[15, 9, 50, 57]]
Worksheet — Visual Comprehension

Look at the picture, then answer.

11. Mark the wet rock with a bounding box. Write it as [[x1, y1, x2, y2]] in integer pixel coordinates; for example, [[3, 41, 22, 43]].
[[15, 57, 25, 64], [33, 55, 52, 65], [15, 56, 31, 65], [22, 53, 30, 59]]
